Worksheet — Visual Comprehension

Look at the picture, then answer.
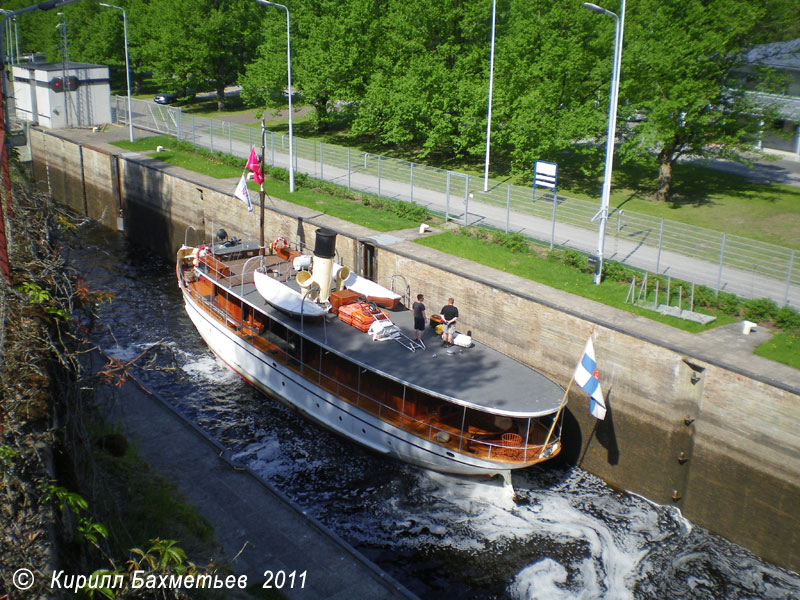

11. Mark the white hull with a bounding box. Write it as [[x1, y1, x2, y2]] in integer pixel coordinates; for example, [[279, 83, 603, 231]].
[[183, 290, 512, 479]]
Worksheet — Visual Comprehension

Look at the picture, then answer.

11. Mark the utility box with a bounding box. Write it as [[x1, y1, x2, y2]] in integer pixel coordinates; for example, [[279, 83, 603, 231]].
[[12, 62, 111, 129]]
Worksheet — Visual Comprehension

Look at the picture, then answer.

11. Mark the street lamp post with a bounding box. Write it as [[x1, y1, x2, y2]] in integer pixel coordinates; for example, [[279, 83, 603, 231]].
[[483, 0, 497, 192], [583, 0, 625, 285], [99, 3, 134, 142], [255, 0, 294, 193]]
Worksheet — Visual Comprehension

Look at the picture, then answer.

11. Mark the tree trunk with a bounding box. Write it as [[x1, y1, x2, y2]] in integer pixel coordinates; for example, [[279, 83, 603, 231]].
[[656, 149, 673, 202], [313, 96, 330, 132], [216, 85, 226, 111]]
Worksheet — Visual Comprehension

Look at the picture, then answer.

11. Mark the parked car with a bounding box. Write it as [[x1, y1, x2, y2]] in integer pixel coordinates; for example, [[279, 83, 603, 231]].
[[154, 91, 179, 105]]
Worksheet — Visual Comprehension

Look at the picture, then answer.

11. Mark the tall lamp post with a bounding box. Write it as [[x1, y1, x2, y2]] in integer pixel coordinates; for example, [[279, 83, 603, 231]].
[[256, 0, 294, 193], [99, 3, 133, 143], [482, 0, 497, 192], [583, 0, 625, 285]]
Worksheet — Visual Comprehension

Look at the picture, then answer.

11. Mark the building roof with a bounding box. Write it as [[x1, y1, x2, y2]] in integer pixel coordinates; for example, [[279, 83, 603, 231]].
[[746, 91, 800, 120], [744, 38, 800, 72], [13, 61, 107, 73]]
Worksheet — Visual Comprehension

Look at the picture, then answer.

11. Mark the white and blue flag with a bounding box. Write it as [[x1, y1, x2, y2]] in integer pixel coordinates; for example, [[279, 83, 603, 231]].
[[234, 171, 253, 213], [574, 336, 606, 420]]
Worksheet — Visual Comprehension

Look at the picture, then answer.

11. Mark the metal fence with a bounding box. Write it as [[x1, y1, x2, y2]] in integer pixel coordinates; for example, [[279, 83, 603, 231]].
[[115, 96, 798, 307]]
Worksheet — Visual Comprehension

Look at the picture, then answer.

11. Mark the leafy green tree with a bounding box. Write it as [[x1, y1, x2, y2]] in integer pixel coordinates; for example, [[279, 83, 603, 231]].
[[241, 0, 383, 130], [139, 0, 262, 109], [350, 0, 494, 157], [619, 0, 790, 202], [490, 0, 610, 176]]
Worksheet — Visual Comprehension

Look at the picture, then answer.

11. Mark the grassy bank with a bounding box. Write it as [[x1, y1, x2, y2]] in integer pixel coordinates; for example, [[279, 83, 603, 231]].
[[415, 231, 735, 333], [755, 332, 800, 369], [111, 136, 425, 231]]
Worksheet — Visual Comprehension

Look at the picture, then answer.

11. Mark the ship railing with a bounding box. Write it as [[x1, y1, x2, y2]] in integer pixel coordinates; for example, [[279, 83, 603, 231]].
[[240, 255, 264, 296], [308, 368, 556, 464], [390, 274, 411, 307], [190, 287, 229, 323], [187, 285, 559, 464]]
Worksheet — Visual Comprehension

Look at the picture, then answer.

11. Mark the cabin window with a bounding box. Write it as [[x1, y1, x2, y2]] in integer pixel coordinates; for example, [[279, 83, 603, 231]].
[[382, 379, 404, 422], [286, 331, 302, 370], [263, 319, 289, 362], [358, 369, 386, 417], [302, 339, 321, 381], [319, 351, 358, 402]]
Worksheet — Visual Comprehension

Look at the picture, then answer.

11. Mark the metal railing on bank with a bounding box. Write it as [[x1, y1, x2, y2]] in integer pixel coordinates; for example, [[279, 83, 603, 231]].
[[114, 95, 798, 307]]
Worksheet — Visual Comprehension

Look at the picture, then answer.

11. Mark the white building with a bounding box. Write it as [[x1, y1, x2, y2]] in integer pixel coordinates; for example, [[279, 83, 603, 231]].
[[12, 62, 111, 129], [738, 38, 800, 157]]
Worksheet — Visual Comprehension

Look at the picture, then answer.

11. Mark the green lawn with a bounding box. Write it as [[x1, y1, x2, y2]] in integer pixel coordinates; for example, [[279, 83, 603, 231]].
[[602, 160, 800, 250], [258, 178, 429, 231], [110, 136, 423, 232], [754, 332, 800, 369], [415, 232, 735, 333], [113, 135, 242, 179]]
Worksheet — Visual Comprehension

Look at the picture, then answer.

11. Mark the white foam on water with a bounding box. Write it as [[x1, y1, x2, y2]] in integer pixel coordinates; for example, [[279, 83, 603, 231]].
[[509, 559, 569, 600], [510, 493, 644, 599], [349, 468, 651, 598], [181, 353, 240, 385]]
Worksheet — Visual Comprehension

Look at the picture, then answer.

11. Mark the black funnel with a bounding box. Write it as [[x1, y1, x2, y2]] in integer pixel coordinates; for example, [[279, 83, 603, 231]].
[[314, 228, 337, 259]]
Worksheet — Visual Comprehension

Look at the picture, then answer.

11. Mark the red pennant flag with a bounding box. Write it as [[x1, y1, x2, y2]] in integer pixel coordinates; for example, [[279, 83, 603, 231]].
[[246, 147, 264, 185]]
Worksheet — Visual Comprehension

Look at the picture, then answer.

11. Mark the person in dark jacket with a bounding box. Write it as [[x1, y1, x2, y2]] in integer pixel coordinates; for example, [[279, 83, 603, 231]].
[[412, 293, 427, 343], [440, 297, 458, 346]]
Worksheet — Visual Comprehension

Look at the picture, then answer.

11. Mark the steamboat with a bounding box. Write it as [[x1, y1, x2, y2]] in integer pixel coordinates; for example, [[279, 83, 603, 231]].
[[176, 227, 567, 484]]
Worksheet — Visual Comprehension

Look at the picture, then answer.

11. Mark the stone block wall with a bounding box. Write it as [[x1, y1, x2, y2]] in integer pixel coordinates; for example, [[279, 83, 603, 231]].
[[30, 127, 800, 572]]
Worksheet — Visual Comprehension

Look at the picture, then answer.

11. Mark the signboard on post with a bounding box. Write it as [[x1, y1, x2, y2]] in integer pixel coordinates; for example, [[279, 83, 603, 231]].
[[533, 160, 559, 249], [533, 160, 558, 193]]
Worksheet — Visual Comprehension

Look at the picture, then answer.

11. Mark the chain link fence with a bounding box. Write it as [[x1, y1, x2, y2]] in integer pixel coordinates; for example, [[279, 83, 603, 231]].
[[115, 96, 798, 307]]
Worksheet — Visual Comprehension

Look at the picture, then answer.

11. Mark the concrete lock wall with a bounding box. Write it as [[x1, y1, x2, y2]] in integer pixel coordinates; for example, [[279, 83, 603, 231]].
[[29, 128, 800, 573]]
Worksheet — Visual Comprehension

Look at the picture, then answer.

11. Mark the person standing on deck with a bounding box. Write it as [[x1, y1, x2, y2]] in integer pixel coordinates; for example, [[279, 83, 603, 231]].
[[412, 294, 427, 343], [440, 297, 458, 346]]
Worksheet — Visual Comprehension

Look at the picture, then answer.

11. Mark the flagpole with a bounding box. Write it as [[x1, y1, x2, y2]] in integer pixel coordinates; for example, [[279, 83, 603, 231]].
[[538, 326, 597, 458], [539, 377, 573, 459], [259, 119, 266, 258]]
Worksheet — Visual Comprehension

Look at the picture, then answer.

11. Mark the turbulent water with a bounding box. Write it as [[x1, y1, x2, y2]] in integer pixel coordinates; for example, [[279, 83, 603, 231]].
[[68, 223, 800, 600]]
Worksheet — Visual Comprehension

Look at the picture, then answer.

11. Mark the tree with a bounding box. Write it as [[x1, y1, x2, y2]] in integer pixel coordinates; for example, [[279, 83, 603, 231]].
[[490, 1, 610, 176], [620, 0, 789, 202], [241, 0, 383, 130], [350, 0, 496, 158], [139, 0, 262, 110]]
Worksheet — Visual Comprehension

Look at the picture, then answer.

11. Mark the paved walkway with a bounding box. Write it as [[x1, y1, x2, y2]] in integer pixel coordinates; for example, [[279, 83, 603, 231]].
[[92, 351, 418, 600]]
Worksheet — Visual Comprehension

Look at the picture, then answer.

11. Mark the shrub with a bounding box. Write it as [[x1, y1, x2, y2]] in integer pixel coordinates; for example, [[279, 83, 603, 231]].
[[707, 290, 741, 316], [490, 231, 529, 253], [775, 306, 800, 330], [743, 297, 779, 323], [560, 249, 590, 272], [601, 260, 635, 283], [392, 200, 429, 222]]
